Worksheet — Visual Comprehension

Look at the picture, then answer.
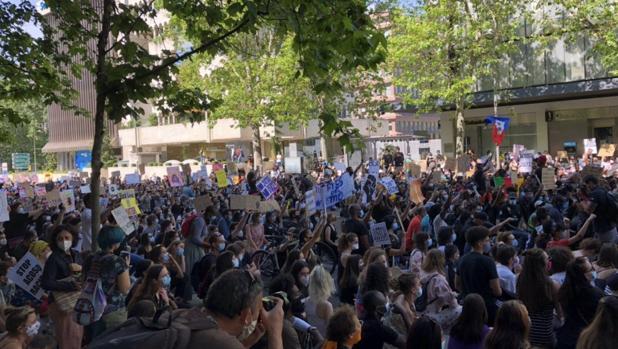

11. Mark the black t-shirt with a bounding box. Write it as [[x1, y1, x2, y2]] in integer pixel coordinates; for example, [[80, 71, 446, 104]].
[[4, 213, 30, 240], [355, 316, 399, 349], [394, 152, 404, 167], [458, 251, 498, 304], [589, 187, 613, 233], [343, 219, 370, 254]]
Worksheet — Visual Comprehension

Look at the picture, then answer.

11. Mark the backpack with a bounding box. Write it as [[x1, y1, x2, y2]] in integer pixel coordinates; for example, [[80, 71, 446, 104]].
[[181, 214, 198, 238], [606, 191, 618, 223], [73, 259, 108, 326], [414, 274, 439, 312], [88, 308, 217, 349]]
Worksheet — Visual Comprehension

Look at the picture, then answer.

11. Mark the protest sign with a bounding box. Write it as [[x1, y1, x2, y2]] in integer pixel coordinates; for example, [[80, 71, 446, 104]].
[[80, 185, 91, 194], [456, 155, 470, 173], [512, 144, 525, 160], [368, 160, 379, 177], [111, 170, 121, 178], [259, 200, 281, 213], [409, 163, 421, 178], [379, 176, 399, 195], [305, 190, 316, 214], [256, 176, 278, 200], [125, 173, 141, 185], [167, 167, 184, 187], [315, 175, 354, 210], [583, 138, 597, 154], [0, 191, 9, 222], [112, 206, 135, 235], [409, 179, 425, 205], [60, 190, 76, 212], [557, 150, 568, 159], [419, 160, 428, 173], [370, 222, 391, 246], [598, 144, 616, 157], [262, 161, 275, 171], [45, 189, 62, 207], [493, 176, 505, 188], [194, 195, 213, 212], [227, 162, 238, 176], [34, 186, 47, 197], [230, 194, 261, 211], [118, 189, 136, 199], [215, 169, 228, 187], [108, 184, 119, 196], [519, 156, 533, 173], [121, 197, 141, 216], [285, 157, 302, 174], [8, 252, 44, 300], [541, 168, 556, 190]]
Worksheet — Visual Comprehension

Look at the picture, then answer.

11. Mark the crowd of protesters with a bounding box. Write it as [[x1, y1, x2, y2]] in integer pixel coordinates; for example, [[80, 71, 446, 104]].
[[0, 147, 617, 349]]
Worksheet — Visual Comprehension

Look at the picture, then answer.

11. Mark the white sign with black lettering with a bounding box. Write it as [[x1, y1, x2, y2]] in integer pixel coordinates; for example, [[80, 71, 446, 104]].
[[112, 206, 135, 235], [7, 252, 44, 300], [0, 191, 9, 222], [370, 222, 391, 246]]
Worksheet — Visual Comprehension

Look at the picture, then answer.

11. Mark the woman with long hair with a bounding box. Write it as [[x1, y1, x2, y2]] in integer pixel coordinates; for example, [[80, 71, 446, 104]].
[[383, 273, 420, 342], [483, 300, 530, 349], [556, 257, 604, 349], [337, 233, 359, 275], [516, 248, 561, 348], [592, 243, 618, 288], [448, 294, 489, 349], [290, 260, 311, 297], [406, 316, 442, 349], [127, 264, 177, 317], [420, 249, 461, 334], [409, 233, 429, 274], [305, 265, 335, 337], [339, 254, 361, 306], [576, 296, 618, 349], [0, 306, 40, 349]]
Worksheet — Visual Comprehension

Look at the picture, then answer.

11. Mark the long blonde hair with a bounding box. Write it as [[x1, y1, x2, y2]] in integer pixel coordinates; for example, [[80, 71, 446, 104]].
[[422, 249, 446, 275], [309, 265, 335, 302]]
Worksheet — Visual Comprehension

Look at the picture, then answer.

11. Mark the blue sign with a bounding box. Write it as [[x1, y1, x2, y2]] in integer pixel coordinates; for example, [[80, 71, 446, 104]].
[[75, 150, 92, 171]]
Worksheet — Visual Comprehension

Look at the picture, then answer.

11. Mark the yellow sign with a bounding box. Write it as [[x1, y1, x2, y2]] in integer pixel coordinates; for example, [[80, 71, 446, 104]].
[[121, 197, 142, 216], [215, 169, 228, 187]]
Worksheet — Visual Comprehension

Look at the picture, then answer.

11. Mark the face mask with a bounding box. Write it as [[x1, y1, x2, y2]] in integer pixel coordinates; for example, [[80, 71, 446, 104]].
[[590, 271, 598, 280], [17, 207, 26, 214], [352, 243, 360, 250], [237, 230, 244, 238], [359, 210, 365, 218], [345, 327, 362, 347], [218, 242, 226, 252], [176, 248, 184, 257], [161, 275, 171, 288], [415, 287, 423, 299], [162, 253, 170, 263], [483, 241, 491, 254], [392, 223, 399, 231], [25, 321, 40, 337], [58, 240, 72, 252], [300, 276, 309, 287], [232, 258, 240, 268], [238, 253, 245, 261], [427, 238, 433, 247], [511, 239, 519, 248], [238, 318, 258, 342], [0, 238, 6, 246], [451, 233, 457, 243]]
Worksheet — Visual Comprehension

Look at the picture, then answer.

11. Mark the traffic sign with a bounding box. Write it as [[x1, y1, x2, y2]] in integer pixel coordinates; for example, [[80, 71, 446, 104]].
[[11, 153, 30, 171]]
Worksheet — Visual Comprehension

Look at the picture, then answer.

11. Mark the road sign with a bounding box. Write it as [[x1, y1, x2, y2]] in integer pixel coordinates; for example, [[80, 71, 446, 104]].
[[11, 153, 30, 171]]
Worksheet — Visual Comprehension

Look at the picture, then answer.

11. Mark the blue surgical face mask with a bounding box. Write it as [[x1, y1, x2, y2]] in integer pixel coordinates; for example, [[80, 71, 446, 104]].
[[359, 210, 365, 218], [176, 248, 184, 257], [427, 238, 433, 247], [162, 253, 170, 263], [451, 233, 457, 243], [483, 241, 492, 254], [232, 258, 240, 268], [392, 223, 399, 231], [161, 275, 171, 287], [218, 242, 226, 251], [511, 239, 519, 248]]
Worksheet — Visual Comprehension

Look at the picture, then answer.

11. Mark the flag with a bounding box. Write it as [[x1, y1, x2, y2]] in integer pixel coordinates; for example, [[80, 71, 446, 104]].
[[485, 116, 510, 145]]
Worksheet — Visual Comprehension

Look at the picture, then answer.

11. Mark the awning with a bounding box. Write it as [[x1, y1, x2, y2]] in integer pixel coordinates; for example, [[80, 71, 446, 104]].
[[42, 140, 93, 153]]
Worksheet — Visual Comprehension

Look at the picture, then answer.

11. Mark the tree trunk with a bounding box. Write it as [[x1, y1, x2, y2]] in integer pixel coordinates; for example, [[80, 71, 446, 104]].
[[90, 0, 113, 252], [455, 98, 465, 156], [252, 125, 262, 172]]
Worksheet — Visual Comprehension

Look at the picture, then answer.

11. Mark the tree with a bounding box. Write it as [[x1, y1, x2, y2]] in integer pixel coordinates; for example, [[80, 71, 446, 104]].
[[0, 99, 48, 171], [388, 0, 527, 156], [1, 0, 385, 250]]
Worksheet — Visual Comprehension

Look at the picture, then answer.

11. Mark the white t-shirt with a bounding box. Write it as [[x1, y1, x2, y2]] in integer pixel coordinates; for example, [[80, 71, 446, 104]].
[[496, 263, 517, 294]]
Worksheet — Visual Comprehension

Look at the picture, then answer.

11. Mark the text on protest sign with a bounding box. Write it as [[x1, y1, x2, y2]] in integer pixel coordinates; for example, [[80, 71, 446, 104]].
[[256, 176, 278, 200], [305, 190, 316, 214], [314, 175, 354, 210], [215, 170, 228, 187], [370, 222, 391, 246], [541, 168, 556, 190], [519, 157, 533, 173], [379, 176, 399, 195], [8, 252, 44, 300], [368, 160, 380, 177], [112, 206, 135, 235], [583, 138, 597, 154], [125, 173, 141, 185]]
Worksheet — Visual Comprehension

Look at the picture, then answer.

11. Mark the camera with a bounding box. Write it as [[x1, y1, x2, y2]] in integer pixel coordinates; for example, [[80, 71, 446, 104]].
[[262, 291, 289, 311]]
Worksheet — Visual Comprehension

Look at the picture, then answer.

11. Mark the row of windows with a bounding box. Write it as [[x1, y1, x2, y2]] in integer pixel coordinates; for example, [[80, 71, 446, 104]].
[[395, 120, 439, 133]]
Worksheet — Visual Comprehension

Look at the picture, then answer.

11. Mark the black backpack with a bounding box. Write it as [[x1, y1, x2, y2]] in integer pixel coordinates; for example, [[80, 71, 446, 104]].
[[88, 308, 217, 349], [414, 274, 439, 312]]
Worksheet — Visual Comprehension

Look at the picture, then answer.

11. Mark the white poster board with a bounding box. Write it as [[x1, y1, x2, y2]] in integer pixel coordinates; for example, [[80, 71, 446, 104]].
[[7, 252, 44, 300], [112, 206, 135, 235], [519, 156, 533, 173], [0, 191, 9, 222], [368, 160, 380, 177], [584, 138, 598, 154], [125, 173, 141, 185], [289, 143, 297, 158], [284, 157, 302, 174], [80, 185, 91, 194], [379, 176, 399, 195], [370, 222, 391, 246], [60, 190, 76, 212]]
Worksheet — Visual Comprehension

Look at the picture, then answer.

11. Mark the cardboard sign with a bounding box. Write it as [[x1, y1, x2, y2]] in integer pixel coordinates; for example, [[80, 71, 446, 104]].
[[108, 184, 119, 196], [125, 173, 141, 185], [111, 170, 121, 178], [379, 176, 399, 195], [598, 144, 616, 157], [519, 157, 532, 173], [80, 185, 91, 194], [112, 206, 135, 235], [409, 179, 425, 205], [215, 170, 228, 187], [45, 189, 62, 207], [557, 150, 568, 160], [121, 197, 141, 216], [79, 171, 89, 179], [259, 199, 281, 213], [542, 168, 556, 190], [370, 222, 391, 246], [262, 161, 275, 171], [419, 160, 427, 173], [305, 190, 316, 214], [256, 176, 278, 200], [8, 252, 44, 300], [0, 191, 9, 222], [194, 195, 213, 212], [368, 160, 380, 177], [60, 190, 76, 212], [584, 138, 597, 154], [182, 164, 192, 176], [167, 167, 184, 187], [229, 194, 261, 211]]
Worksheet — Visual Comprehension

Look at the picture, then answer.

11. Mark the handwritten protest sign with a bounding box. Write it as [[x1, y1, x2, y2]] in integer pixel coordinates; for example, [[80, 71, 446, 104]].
[[379, 176, 399, 195], [584, 138, 597, 154], [370, 222, 391, 246], [305, 190, 316, 214], [542, 168, 556, 190], [118, 189, 136, 199], [60, 190, 76, 212], [111, 170, 121, 178], [121, 197, 141, 216], [167, 167, 184, 187], [112, 206, 135, 235], [0, 191, 9, 222], [598, 144, 616, 157], [368, 160, 379, 177], [45, 189, 62, 207], [315, 175, 354, 210], [519, 156, 532, 173], [80, 185, 91, 194], [259, 200, 281, 213], [409, 179, 425, 204], [256, 176, 278, 200], [8, 252, 44, 300], [108, 184, 119, 196], [215, 170, 228, 187], [230, 194, 261, 211], [285, 158, 302, 174], [125, 173, 141, 185]]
